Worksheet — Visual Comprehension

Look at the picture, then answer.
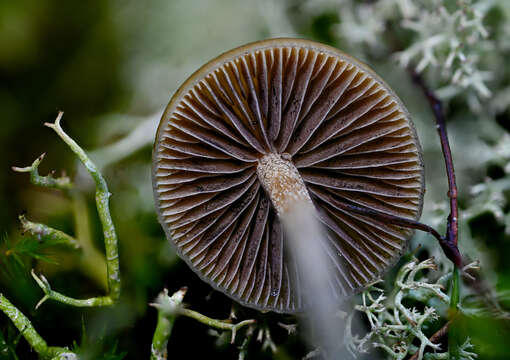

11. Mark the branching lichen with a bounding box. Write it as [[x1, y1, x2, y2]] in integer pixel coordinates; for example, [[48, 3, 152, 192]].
[[394, 0, 493, 103], [345, 258, 478, 360], [13, 112, 122, 308], [12, 153, 73, 192], [18, 214, 80, 250], [150, 288, 256, 359], [300, 0, 508, 113]]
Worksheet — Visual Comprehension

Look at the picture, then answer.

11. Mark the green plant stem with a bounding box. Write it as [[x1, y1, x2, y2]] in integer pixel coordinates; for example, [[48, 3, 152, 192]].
[[30, 111, 120, 307], [448, 266, 461, 360], [0, 293, 75, 359], [450, 267, 460, 311], [19, 214, 80, 250]]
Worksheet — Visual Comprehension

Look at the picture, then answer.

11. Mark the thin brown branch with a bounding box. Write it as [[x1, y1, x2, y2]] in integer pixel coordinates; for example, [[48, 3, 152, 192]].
[[409, 69, 462, 267], [385, 16, 462, 267], [407, 320, 451, 360], [333, 200, 443, 243], [333, 188, 462, 266]]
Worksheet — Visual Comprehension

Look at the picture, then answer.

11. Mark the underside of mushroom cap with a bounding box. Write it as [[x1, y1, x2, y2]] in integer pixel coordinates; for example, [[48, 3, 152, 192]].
[[152, 38, 424, 314]]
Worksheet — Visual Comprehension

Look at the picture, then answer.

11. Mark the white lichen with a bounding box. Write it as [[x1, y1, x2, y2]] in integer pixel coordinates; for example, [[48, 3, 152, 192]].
[[300, 0, 505, 113], [344, 257, 477, 360]]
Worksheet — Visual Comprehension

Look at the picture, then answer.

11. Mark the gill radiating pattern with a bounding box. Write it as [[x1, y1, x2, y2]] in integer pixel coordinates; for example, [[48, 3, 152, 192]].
[[153, 41, 424, 313]]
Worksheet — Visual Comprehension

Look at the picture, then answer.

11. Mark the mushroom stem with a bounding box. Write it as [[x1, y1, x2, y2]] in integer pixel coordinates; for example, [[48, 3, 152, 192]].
[[256, 153, 313, 216], [281, 201, 348, 358], [257, 153, 348, 357]]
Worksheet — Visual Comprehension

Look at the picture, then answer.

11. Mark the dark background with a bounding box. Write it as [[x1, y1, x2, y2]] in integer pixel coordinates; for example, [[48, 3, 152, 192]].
[[1, 0, 510, 359]]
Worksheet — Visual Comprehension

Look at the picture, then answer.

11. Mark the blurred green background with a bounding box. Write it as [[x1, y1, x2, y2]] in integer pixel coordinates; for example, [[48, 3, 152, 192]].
[[1, 0, 510, 359]]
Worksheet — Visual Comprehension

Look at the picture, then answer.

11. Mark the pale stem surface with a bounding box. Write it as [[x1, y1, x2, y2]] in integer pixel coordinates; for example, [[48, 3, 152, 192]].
[[257, 153, 349, 358], [256, 153, 313, 215]]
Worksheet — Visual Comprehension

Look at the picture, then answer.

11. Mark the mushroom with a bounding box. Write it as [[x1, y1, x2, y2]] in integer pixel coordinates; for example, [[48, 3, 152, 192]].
[[152, 38, 424, 314]]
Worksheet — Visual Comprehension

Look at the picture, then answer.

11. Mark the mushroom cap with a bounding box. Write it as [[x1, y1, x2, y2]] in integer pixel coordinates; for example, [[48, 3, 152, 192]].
[[152, 38, 424, 313]]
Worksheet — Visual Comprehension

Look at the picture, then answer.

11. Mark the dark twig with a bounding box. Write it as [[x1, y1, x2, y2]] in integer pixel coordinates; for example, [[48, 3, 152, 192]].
[[345, 64, 465, 357], [372, 21, 463, 268], [409, 67, 463, 359], [334, 201, 443, 243], [334, 191, 462, 266], [325, 72, 463, 266], [409, 69, 462, 267]]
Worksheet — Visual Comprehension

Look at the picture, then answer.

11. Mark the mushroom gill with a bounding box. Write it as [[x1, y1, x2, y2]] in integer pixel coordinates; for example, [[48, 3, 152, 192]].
[[152, 38, 424, 314]]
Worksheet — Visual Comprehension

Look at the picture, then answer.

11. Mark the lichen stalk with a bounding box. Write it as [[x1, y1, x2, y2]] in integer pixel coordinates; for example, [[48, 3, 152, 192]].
[[11, 152, 72, 192], [150, 288, 255, 358], [179, 310, 255, 343], [150, 288, 186, 360], [0, 293, 75, 359], [19, 214, 80, 250], [30, 111, 121, 307]]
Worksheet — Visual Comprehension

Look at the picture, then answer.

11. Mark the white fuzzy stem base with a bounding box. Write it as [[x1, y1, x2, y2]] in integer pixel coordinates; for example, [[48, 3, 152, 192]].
[[256, 153, 313, 216]]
